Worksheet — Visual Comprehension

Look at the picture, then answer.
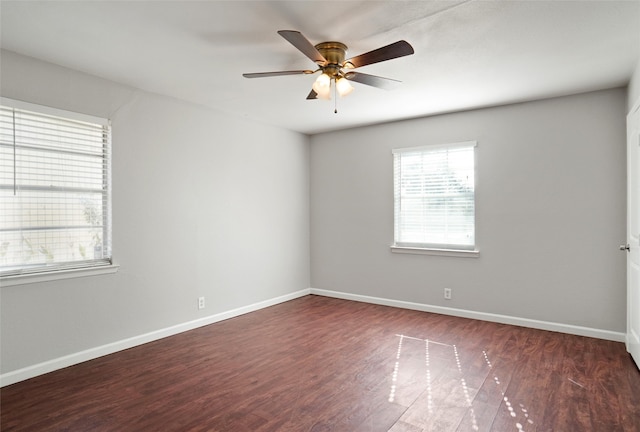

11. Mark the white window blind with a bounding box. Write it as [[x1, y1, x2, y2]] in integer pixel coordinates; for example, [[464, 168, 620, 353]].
[[0, 99, 112, 277], [393, 142, 476, 251]]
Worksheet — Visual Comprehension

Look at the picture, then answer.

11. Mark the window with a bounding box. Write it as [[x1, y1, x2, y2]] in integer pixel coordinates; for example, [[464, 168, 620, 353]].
[[0, 98, 113, 278], [392, 141, 477, 255]]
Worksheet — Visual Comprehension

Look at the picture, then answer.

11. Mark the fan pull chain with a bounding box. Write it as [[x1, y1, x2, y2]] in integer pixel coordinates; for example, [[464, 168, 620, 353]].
[[334, 79, 338, 114]]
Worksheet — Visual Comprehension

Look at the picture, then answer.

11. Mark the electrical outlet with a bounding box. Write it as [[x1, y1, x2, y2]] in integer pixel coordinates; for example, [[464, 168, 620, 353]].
[[444, 288, 452, 300], [198, 296, 205, 310]]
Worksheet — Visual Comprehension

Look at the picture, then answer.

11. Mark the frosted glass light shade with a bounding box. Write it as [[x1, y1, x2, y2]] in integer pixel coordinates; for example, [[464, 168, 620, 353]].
[[336, 77, 354, 97], [313, 73, 331, 100]]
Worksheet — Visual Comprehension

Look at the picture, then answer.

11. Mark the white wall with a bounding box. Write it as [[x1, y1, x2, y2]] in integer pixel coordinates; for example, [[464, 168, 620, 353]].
[[0, 50, 310, 375], [311, 89, 627, 333]]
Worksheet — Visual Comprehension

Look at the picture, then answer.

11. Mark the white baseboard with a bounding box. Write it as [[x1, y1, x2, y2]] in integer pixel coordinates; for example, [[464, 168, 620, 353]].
[[0, 288, 311, 387], [3, 287, 625, 387], [627, 327, 640, 367], [310, 288, 626, 343]]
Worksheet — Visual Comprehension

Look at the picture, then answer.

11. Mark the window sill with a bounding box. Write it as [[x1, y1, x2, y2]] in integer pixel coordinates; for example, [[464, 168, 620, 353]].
[[1, 264, 120, 287], [390, 246, 480, 258]]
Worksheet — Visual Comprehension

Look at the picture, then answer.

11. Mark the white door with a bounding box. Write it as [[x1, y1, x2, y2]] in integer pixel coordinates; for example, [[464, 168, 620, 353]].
[[626, 101, 640, 368]]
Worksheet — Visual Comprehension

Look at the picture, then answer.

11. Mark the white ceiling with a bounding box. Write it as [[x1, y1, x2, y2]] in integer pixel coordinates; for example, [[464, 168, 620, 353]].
[[1, 1, 639, 135]]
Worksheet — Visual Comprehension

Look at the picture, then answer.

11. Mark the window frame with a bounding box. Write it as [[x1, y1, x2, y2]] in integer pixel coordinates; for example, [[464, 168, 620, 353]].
[[391, 141, 479, 258], [0, 97, 118, 285]]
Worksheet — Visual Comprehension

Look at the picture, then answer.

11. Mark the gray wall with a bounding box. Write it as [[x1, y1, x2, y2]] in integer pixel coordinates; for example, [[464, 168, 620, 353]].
[[0, 51, 311, 374], [627, 5, 640, 112], [310, 88, 627, 332]]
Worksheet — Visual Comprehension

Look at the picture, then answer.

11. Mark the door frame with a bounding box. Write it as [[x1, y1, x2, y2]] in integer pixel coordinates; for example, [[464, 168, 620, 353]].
[[626, 98, 640, 368]]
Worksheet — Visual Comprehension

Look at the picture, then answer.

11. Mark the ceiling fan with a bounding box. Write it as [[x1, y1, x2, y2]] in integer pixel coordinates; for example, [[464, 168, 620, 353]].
[[243, 30, 414, 102]]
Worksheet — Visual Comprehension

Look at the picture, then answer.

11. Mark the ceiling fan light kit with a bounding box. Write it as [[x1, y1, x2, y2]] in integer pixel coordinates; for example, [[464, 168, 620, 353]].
[[311, 41, 353, 100], [243, 30, 414, 110]]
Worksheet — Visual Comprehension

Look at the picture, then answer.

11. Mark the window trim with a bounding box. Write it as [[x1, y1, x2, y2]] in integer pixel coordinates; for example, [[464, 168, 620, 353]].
[[1, 263, 119, 287], [0, 97, 109, 127], [390, 246, 479, 258], [0, 98, 115, 283], [391, 141, 479, 257]]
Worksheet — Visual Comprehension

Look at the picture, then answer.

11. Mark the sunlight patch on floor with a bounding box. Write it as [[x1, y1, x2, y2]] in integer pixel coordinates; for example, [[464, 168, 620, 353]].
[[388, 335, 534, 432]]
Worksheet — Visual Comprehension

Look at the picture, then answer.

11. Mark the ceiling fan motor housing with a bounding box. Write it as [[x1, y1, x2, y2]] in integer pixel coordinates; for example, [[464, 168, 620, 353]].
[[315, 41, 348, 78]]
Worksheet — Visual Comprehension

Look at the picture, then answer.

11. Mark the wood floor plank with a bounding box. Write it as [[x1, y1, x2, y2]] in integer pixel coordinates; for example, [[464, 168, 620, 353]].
[[396, 376, 469, 432], [388, 420, 424, 432], [2, 295, 639, 432]]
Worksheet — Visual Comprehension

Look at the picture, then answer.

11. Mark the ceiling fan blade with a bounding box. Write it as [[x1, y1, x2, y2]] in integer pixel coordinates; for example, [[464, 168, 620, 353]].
[[306, 89, 318, 100], [343, 40, 414, 69], [344, 72, 402, 90], [243, 70, 314, 78], [278, 30, 327, 65]]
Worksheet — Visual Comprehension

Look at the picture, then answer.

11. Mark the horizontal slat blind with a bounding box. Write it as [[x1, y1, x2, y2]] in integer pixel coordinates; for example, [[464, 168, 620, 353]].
[[0, 101, 112, 277], [393, 142, 476, 250]]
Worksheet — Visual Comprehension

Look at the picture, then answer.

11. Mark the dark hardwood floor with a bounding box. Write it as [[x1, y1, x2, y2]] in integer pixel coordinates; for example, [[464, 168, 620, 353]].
[[1, 295, 639, 431]]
